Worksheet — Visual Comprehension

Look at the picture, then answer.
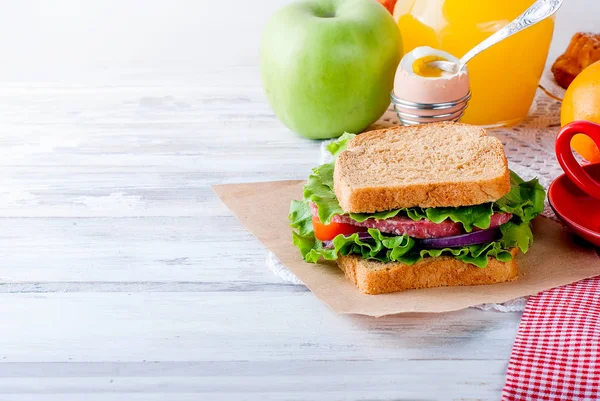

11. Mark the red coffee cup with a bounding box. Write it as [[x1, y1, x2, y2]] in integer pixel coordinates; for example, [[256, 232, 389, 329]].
[[555, 121, 600, 200]]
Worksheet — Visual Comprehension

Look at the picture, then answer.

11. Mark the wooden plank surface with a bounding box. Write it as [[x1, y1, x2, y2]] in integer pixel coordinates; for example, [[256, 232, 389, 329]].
[[0, 293, 518, 400], [0, 0, 595, 399]]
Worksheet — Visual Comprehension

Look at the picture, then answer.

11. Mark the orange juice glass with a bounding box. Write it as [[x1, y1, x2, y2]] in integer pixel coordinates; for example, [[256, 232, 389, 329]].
[[394, 0, 555, 127]]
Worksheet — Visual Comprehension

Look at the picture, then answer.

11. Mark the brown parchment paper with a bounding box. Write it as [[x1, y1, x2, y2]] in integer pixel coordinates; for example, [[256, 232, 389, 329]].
[[213, 180, 600, 316]]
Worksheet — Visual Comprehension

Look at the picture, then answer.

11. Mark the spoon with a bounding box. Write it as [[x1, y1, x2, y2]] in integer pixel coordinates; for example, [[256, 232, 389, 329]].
[[429, 0, 563, 75]]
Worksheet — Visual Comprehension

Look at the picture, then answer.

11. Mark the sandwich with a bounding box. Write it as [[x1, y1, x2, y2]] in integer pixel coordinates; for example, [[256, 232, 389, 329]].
[[289, 122, 546, 295]]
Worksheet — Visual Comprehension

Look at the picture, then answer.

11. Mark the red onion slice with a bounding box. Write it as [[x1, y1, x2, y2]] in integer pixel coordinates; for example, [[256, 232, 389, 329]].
[[419, 228, 501, 249]]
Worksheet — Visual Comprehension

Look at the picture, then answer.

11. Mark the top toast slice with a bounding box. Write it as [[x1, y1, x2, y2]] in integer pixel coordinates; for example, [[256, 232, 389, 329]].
[[333, 122, 511, 213]]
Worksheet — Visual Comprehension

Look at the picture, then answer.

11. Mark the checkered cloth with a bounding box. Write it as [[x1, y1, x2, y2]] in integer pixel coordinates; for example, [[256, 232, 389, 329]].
[[502, 277, 600, 401]]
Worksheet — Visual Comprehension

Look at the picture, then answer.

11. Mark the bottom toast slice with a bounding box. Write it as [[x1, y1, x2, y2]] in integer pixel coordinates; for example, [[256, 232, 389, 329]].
[[337, 249, 519, 295]]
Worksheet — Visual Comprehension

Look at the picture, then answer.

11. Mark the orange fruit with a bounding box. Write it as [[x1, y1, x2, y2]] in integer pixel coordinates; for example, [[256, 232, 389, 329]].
[[561, 60, 600, 163], [377, 0, 397, 14]]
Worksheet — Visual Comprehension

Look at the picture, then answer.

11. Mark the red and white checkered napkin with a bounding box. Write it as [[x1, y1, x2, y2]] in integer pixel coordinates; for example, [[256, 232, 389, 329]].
[[502, 277, 600, 401]]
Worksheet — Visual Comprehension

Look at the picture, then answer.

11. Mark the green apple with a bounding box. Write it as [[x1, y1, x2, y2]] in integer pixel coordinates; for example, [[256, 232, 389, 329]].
[[260, 0, 402, 140]]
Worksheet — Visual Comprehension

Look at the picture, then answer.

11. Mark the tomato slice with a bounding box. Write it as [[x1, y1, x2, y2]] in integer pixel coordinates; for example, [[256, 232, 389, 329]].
[[312, 216, 365, 241]]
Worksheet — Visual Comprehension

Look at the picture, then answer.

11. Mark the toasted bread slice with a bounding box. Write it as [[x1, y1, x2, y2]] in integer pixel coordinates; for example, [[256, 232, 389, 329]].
[[338, 249, 519, 295], [333, 122, 510, 213]]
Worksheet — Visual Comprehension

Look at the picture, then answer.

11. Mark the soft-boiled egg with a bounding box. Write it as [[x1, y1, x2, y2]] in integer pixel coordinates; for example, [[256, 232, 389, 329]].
[[392, 47, 470, 124]]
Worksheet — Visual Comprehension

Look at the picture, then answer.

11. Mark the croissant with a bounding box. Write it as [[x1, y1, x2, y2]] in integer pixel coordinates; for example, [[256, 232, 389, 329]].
[[552, 32, 600, 89]]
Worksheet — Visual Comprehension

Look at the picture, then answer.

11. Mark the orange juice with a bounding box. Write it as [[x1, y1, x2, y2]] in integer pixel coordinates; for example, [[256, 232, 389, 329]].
[[394, 0, 555, 127]]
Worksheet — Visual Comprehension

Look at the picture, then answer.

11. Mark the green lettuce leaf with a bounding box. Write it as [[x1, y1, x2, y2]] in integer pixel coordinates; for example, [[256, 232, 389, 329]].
[[289, 200, 317, 260], [349, 208, 427, 223], [348, 203, 494, 231], [499, 220, 534, 253], [303, 163, 344, 224], [495, 171, 546, 223], [326, 132, 356, 157], [423, 203, 495, 231]]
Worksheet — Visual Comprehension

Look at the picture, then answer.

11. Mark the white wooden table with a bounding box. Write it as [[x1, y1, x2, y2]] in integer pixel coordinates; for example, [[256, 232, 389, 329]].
[[0, 1, 596, 400]]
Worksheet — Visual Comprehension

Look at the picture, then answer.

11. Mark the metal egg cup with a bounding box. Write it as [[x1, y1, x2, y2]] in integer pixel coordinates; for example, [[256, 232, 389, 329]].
[[390, 90, 472, 126]]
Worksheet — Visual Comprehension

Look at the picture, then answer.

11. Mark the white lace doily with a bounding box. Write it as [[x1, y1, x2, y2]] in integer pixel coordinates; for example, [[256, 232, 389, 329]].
[[268, 89, 564, 312]]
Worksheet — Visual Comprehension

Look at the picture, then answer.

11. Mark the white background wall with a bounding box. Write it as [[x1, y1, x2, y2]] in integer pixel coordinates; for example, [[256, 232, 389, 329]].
[[0, 0, 595, 85]]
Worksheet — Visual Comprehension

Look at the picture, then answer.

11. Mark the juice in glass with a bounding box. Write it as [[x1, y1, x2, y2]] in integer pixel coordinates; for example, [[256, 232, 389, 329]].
[[394, 0, 555, 127]]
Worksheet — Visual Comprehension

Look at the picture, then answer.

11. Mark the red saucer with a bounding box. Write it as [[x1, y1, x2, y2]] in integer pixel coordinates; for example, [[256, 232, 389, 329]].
[[548, 163, 600, 247]]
